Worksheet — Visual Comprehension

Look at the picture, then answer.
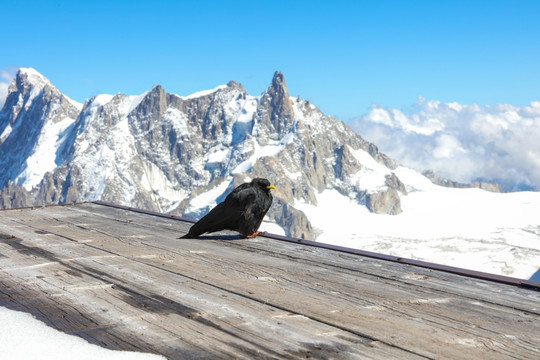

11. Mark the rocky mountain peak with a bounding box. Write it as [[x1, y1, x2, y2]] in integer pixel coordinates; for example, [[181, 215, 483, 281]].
[[4, 68, 78, 118], [267, 71, 291, 109], [257, 71, 294, 139], [226, 80, 245, 93], [3, 68, 52, 121], [0, 69, 81, 190], [0, 67, 419, 239], [138, 84, 168, 117], [9, 67, 50, 94], [269, 71, 287, 92]]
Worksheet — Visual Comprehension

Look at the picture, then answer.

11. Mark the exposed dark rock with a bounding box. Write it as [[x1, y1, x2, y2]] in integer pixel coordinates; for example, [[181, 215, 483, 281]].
[[423, 170, 501, 193], [0, 68, 411, 239], [0, 181, 31, 209], [386, 173, 408, 195], [366, 188, 402, 215]]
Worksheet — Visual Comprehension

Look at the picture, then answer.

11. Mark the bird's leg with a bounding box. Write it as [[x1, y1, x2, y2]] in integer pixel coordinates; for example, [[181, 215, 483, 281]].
[[246, 231, 265, 238]]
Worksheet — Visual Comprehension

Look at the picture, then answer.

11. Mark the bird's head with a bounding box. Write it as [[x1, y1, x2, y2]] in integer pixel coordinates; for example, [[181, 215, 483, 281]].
[[252, 178, 276, 192]]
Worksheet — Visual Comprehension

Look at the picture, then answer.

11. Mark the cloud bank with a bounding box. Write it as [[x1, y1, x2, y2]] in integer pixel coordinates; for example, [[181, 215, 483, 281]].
[[351, 97, 540, 191]]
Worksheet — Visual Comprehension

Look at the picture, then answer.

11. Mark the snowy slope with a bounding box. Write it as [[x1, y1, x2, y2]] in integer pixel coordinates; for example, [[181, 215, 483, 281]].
[[295, 166, 540, 279], [14, 116, 76, 189]]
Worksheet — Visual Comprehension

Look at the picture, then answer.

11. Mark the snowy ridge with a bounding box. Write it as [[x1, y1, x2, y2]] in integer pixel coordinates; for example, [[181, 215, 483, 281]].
[[176, 84, 228, 100], [15, 116, 76, 190], [349, 147, 392, 193], [18, 67, 50, 88], [0, 124, 12, 142]]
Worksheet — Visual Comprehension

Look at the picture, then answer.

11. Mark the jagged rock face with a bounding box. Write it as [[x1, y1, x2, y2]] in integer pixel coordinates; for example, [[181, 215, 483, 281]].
[[0, 182, 31, 209], [366, 189, 402, 215], [0, 68, 408, 239], [423, 170, 502, 193], [385, 173, 408, 195], [256, 71, 295, 139], [0, 69, 80, 189]]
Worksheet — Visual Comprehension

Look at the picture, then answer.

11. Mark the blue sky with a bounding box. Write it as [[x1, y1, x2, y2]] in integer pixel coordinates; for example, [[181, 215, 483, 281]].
[[2, 0, 540, 120]]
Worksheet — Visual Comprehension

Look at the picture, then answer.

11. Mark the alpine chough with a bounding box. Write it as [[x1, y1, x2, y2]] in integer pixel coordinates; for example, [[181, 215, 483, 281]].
[[180, 178, 276, 238]]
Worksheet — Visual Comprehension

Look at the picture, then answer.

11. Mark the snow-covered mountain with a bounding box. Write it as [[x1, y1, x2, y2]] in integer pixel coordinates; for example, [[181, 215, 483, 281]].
[[0, 68, 403, 238], [1, 68, 539, 280]]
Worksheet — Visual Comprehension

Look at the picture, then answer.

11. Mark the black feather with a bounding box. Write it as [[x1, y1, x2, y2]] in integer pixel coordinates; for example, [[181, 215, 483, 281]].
[[180, 178, 275, 238]]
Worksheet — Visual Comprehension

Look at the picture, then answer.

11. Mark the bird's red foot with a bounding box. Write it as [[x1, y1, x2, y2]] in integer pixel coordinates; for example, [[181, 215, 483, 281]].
[[246, 231, 264, 238]]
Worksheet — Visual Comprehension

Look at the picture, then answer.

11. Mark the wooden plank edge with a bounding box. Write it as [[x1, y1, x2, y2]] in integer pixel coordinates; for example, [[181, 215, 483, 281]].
[[92, 201, 540, 291], [4, 200, 538, 291]]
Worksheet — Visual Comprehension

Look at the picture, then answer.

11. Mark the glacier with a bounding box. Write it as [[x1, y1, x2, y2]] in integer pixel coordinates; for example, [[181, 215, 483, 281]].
[[295, 167, 540, 279]]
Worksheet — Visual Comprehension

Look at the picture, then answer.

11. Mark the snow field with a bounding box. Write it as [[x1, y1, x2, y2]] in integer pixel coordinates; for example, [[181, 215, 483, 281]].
[[295, 171, 540, 279], [0, 307, 166, 360]]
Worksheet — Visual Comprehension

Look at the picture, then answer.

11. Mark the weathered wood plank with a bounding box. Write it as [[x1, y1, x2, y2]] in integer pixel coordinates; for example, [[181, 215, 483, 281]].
[[83, 203, 540, 313], [1, 203, 540, 360], [118, 240, 540, 359], [0, 206, 419, 359]]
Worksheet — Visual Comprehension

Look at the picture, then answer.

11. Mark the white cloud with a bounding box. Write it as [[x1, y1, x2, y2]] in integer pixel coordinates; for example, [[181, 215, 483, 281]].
[[351, 97, 540, 190], [433, 134, 466, 159], [0, 69, 15, 110]]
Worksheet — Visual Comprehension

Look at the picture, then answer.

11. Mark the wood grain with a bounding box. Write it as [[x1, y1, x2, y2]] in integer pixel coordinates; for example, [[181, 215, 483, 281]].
[[0, 203, 539, 359]]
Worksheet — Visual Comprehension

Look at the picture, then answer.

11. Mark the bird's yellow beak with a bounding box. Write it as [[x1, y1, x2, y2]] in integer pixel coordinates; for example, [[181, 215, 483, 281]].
[[267, 184, 276, 190]]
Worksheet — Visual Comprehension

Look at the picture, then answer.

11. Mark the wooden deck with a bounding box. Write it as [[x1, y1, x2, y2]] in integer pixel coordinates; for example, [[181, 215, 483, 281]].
[[0, 202, 539, 359]]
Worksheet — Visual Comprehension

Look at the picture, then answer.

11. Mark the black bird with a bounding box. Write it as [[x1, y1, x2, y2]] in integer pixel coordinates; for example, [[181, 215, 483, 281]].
[[180, 178, 276, 239]]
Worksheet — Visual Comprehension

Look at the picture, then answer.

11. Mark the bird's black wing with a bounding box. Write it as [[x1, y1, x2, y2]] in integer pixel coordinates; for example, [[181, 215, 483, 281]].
[[238, 188, 273, 236], [181, 183, 258, 238]]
